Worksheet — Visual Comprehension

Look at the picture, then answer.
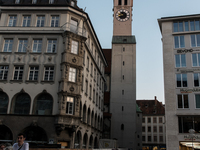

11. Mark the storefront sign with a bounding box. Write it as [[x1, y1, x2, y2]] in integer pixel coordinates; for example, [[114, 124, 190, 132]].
[[180, 88, 200, 93], [184, 135, 200, 140], [177, 49, 200, 53]]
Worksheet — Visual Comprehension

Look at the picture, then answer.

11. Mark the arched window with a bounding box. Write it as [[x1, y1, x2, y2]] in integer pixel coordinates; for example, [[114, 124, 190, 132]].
[[89, 135, 93, 148], [83, 133, 88, 149], [91, 111, 94, 127], [95, 114, 97, 129], [0, 125, 13, 142], [87, 108, 91, 125], [83, 105, 87, 123], [33, 93, 53, 115], [12, 93, 31, 114], [124, 0, 128, 5], [118, 0, 121, 5], [74, 131, 82, 148], [98, 116, 100, 130], [121, 124, 124, 130], [0, 92, 9, 114], [79, 101, 82, 118]]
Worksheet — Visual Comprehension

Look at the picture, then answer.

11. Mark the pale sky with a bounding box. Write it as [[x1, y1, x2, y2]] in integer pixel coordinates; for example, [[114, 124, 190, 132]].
[[77, 0, 200, 103]]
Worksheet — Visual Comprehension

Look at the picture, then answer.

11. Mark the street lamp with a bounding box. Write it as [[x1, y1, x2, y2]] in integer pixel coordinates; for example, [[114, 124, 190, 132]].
[[189, 129, 195, 150]]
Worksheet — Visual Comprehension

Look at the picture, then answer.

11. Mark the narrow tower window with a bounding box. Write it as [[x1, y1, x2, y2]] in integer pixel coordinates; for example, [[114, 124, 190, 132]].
[[122, 106, 124, 111], [121, 124, 124, 130], [122, 90, 124, 95], [123, 47, 125, 51], [124, 0, 128, 5], [123, 75, 124, 80], [118, 0, 121, 5], [123, 61, 125, 66]]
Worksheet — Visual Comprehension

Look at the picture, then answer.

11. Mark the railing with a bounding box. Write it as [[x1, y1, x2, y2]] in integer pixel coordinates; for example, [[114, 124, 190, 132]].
[[61, 22, 87, 37]]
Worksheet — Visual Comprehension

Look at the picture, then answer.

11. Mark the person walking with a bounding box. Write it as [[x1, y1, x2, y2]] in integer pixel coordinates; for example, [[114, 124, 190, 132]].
[[13, 133, 29, 150], [0, 144, 6, 150]]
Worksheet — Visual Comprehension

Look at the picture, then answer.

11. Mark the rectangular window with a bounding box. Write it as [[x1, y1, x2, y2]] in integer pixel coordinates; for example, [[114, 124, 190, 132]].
[[142, 136, 145, 142], [174, 35, 185, 48], [195, 94, 200, 108], [44, 66, 54, 81], [160, 136, 163, 142], [159, 117, 162, 123], [28, 66, 39, 81], [94, 69, 96, 81], [148, 118, 151, 123], [179, 116, 200, 133], [51, 16, 59, 27], [69, 67, 76, 82], [47, 40, 56, 53], [118, 0, 121, 5], [177, 94, 189, 109], [87, 57, 89, 70], [0, 66, 9, 80], [124, 0, 127, 5], [13, 66, 23, 80], [18, 39, 28, 52], [176, 74, 187, 87], [148, 136, 151, 142], [36, 16, 45, 27], [192, 53, 200, 67], [191, 34, 200, 47], [96, 93, 98, 106], [3, 39, 13, 52], [175, 54, 186, 68], [33, 40, 42, 52], [70, 19, 78, 33], [142, 126, 145, 132], [154, 136, 157, 142], [159, 126, 163, 132], [93, 90, 95, 102], [142, 118, 145, 123], [153, 117, 157, 123], [8, 16, 17, 27], [153, 126, 157, 132], [91, 63, 93, 76], [89, 85, 92, 98], [194, 73, 200, 87], [22, 16, 31, 27], [71, 40, 78, 54], [148, 126, 151, 132], [66, 97, 74, 115]]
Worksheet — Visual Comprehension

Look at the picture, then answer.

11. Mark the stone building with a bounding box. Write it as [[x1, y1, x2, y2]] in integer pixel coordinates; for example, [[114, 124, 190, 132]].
[[137, 97, 166, 150], [158, 14, 200, 150], [0, 0, 107, 149]]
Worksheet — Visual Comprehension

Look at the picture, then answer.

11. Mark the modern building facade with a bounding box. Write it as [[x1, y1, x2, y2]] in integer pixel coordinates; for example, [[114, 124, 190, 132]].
[[137, 97, 166, 150], [158, 14, 200, 150], [110, 0, 137, 149], [0, 0, 107, 149]]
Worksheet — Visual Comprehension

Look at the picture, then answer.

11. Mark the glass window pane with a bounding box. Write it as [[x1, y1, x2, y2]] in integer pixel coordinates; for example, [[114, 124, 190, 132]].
[[0, 92, 9, 114], [180, 36, 185, 48], [14, 93, 30, 114], [175, 55, 180, 67], [197, 34, 200, 47], [190, 21, 195, 31], [192, 53, 198, 66], [181, 54, 186, 67], [173, 22, 178, 32], [174, 36, 179, 48], [182, 74, 187, 87], [191, 35, 196, 47], [195, 20, 200, 30], [185, 21, 189, 31], [178, 95, 183, 108], [179, 22, 183, 32], [196, 95, 200, 108], [194, 73, 199, 87], [177, 74, 181, 87], [184, 95, 189, 108]]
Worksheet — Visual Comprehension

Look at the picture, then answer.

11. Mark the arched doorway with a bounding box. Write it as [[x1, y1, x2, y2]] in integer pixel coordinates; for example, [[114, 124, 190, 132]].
[[94, 137, 98, 148], [22, 126, 48, 142], [74, 130, 82, 148], [0, 125, 13, 143]]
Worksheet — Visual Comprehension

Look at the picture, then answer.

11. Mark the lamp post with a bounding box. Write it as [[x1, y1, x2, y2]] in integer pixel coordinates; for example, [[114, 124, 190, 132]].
[[189, 129, 195, 150]]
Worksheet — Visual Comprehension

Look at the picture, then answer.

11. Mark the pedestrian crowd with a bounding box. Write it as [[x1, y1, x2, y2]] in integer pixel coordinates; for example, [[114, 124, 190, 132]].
[[0, 133, 29, 150]]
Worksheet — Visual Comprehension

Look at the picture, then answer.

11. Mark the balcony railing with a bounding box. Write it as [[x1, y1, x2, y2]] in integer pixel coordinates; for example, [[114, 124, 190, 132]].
[[61, 22, 87, 37]]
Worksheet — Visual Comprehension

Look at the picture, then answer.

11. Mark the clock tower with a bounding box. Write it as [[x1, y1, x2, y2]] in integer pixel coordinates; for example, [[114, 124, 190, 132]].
[[110, 0, 137, 149]]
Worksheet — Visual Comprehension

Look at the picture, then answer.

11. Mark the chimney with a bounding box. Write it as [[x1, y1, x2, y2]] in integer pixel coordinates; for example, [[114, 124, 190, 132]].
[[155, 96, 157, 106]]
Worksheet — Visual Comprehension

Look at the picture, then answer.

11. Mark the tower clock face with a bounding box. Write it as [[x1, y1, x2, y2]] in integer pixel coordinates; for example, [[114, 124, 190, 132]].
[[116, 9, 130, 22]]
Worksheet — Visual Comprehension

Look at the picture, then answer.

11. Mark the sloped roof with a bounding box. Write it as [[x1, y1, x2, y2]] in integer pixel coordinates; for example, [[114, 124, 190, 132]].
[[136, 99, 165, 115]]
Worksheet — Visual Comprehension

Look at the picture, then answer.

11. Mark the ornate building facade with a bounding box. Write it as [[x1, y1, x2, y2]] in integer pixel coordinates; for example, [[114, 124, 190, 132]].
[[0, 0, 107, 149]]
